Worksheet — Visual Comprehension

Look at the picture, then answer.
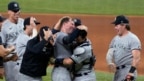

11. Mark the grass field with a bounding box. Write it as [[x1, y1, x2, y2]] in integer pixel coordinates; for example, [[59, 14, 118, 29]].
[[1, 0, 144, 15], [0, 66, 143, 81], [0, 0, 144, 81]]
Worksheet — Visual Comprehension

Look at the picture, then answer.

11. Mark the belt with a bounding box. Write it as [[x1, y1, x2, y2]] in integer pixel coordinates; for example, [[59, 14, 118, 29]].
[[116, 65, 126, 70], [75, 71, 91, 77]]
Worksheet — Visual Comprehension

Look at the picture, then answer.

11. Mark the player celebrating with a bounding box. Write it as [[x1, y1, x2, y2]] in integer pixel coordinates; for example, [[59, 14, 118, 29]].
[[1, 1, 24, 81], [54, 25, 96, 81], [106, 15, 141, 81]]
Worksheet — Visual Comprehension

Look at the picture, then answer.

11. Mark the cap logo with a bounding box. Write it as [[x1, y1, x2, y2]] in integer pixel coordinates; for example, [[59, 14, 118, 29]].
[[73, 19, 77, 22], [14, 3, 18, 7]]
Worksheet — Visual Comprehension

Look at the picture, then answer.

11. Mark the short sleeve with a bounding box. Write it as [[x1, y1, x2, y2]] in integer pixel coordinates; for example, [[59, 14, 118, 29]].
[[130, 38, 141, 50]]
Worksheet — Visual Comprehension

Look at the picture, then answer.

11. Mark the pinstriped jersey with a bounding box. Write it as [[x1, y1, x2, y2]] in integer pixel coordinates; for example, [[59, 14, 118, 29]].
[[16, 32, 30, 63], [1, 18, 24, 47], [109, 32, 141, 66]]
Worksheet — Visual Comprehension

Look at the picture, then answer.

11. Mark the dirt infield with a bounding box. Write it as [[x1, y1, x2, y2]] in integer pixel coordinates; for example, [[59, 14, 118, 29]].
[[3, 13, 144, 75]]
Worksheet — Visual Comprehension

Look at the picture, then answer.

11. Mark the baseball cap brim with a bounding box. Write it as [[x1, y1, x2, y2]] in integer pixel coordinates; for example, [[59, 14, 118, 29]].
[[11, 8, 20, 13], [34, 20, 40, 25], [111, 21, 119, 25]]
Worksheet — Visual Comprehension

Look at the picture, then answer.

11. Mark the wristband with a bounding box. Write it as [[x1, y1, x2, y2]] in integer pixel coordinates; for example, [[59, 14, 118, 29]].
[[55, 58, 64, 65], [129, 66, 136, 73]]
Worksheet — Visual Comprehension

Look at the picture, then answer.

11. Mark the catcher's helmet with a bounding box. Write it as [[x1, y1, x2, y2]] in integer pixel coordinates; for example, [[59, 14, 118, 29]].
[[73, 18, 81, 26]]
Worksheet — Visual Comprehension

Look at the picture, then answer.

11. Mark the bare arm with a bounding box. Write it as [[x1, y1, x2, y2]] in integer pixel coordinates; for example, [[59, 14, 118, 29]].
[[131, 49, 141, 67], [125, 49, 141, 80], [0, 45, 15, 57], [106, 48, 116, 72]]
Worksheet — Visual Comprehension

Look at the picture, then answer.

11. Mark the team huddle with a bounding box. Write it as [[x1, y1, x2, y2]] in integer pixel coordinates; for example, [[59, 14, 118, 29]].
[[0, 1, 141, 81]]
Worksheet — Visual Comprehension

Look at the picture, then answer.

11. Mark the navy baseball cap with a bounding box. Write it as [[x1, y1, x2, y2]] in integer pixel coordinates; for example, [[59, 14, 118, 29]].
[[8, 1, 20, 12], [73, 18, 82, 26], [24, 17, 40, 27], [112, 15, 129, 25], [0, 16, 6, 22]]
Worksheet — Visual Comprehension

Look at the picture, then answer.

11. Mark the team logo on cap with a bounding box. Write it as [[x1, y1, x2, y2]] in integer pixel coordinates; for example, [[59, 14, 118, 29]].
[[14, 3, 18, 7], [73, 19, 77, 22], [121, 21, 123, 23]]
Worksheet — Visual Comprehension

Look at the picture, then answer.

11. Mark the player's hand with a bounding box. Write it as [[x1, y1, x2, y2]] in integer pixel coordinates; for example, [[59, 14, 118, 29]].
[[7, 45, 15, 52], [53, 16, 70, 30], [124, 73, 134, 81], [77, 25, 88, 31], [49, 57, 55, 64], [43, 29, 52, 41], [10, 54, 18, 61], [108, 63, 116, 73], [0, 68, 4, 79]]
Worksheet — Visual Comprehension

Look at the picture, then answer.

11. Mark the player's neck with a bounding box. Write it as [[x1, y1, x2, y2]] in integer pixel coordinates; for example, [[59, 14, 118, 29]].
[[119, 31, 129, 37], [8, 18, 18, 24], [61, 27, 67, 34]]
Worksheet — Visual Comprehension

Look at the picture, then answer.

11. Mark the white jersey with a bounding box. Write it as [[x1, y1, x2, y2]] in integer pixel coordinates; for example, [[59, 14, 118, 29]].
[[1, 18, 24, 81], [1, 18, 24, 47], [16, 32, 30, 63], [109, 31, 141, 66]]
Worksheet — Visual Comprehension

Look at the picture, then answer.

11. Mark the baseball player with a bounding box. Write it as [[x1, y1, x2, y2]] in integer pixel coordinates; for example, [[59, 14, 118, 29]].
[[106, 15, 141, 81], [52, 16, 88, 81], [1, 1, 24, 81], [14, 17, 40, 81], [0, 36, 15, 80], [55, 25, 96, 81], [0, 15, 15, 79]]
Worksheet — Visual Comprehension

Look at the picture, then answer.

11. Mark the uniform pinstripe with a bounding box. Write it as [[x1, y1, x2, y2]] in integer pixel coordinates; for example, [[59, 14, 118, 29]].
[[109, 32, 141, 81], [1, 18, 24, 81], [14, 32, 30, 81]]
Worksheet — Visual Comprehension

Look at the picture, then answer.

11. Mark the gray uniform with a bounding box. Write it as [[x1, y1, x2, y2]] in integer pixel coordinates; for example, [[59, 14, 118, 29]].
[[14, 32, 30, 81], [71, 39, 96, 81], [52, 32, 72, 81], [109, 31, 141, 81], [1, 18, 24, 81]]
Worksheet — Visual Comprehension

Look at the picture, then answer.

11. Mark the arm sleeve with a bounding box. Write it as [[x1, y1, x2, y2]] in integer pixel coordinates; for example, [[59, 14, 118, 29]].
[[63, 28, 80, 44], [130, 37, 141, 50], [26, 38, 48, 54], [52, 29, 59, 34]]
